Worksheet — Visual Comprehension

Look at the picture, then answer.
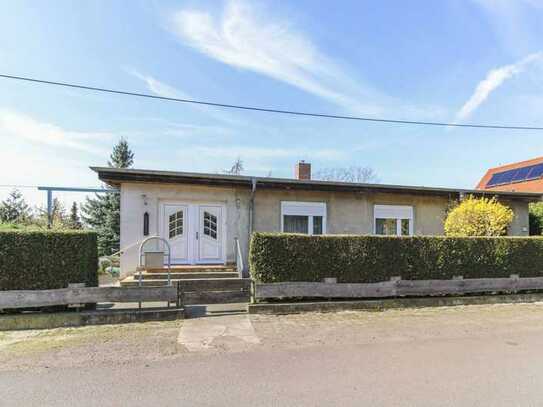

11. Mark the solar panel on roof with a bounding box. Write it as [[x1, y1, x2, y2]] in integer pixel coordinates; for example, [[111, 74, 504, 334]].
[[499, 169, 517, 184], [487, 173, 504, 187], [486, 162, 543, 187], [527, 163, 543, 180], [512, 166, 532, 182]]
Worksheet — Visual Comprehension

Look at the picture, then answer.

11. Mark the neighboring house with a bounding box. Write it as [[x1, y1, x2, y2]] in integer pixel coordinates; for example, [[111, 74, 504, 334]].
[[476, 156, 543, 193], [92, 162, 540, 277]]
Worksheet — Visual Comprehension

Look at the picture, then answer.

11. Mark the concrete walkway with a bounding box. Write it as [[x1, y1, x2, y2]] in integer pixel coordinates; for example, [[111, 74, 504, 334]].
[[178, 314, 260, 352]]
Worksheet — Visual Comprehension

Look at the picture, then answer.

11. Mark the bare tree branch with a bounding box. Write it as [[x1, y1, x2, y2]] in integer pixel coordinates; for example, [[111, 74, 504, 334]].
[[313, 166, 379, 183]]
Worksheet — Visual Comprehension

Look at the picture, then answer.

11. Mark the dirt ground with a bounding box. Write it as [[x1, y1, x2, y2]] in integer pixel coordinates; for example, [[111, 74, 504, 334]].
[[2, 302, 543, 372]]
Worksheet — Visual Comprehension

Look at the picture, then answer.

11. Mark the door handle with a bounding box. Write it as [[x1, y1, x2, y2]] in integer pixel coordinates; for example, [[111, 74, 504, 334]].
[[196, 232, 199, 240]]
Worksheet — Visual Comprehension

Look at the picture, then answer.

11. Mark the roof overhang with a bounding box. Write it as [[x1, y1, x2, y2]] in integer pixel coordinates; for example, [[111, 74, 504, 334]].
[[91, 167, 543, 202]]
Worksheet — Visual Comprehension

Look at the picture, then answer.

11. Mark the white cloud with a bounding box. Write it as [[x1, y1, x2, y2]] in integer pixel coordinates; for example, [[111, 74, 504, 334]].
[[128, 69, 246, 126], [168, 0, 381, 115], [455, 52, 543, 122], [129, 70, 189, 99], [0, 109, 111, 155]]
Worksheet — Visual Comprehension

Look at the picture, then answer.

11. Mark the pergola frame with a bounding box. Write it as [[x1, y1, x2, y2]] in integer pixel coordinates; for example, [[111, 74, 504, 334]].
[[37, 186, 119, 228]]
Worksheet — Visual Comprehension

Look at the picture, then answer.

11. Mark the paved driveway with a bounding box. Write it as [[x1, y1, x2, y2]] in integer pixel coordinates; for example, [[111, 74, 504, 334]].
[[2, 303, 543, 406]]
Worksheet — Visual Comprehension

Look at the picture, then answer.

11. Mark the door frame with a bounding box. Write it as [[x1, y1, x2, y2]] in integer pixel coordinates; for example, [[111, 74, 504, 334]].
[[158, 200, 227, 265]]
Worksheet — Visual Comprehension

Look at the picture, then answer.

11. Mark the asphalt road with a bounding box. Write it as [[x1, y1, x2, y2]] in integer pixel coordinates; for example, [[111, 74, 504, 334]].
[[1, 326, 542, 406]]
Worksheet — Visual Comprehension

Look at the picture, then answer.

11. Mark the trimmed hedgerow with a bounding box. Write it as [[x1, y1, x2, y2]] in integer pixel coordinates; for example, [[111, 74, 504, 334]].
[[249, 233, 543, 283], [0, 229, 98, 290]]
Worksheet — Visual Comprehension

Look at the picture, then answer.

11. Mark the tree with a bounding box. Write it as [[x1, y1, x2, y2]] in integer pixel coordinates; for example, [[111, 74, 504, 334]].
[[68, 201, 82, 229], [108, 137, 134, 168], [0, 189, 31, 223], [35, 197, 68, 228], [529, 202, 543, 235], [82, 138, 134, 255], [313, 166, 379, 183], [224, 157, 244, 175], [444, 196, 514, 237]]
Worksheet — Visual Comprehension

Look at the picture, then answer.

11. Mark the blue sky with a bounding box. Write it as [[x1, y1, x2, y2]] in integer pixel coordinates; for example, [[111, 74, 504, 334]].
[[1, 0, 543, 207]]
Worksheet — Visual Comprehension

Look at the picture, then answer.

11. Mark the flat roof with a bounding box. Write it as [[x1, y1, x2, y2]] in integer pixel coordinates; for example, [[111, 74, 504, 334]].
[[91, 166, 543, 201]]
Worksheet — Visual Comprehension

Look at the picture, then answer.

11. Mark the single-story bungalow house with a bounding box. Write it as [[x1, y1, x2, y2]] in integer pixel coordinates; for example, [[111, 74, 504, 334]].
[[92, 162, 542, 277]]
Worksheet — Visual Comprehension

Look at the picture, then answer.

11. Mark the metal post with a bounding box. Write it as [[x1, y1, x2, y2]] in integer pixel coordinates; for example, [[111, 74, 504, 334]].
[[47, 189, 53, 228]]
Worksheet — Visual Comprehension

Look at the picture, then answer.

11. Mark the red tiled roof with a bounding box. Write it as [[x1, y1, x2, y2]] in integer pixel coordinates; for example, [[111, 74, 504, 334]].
[[477, 156, 543, 192]]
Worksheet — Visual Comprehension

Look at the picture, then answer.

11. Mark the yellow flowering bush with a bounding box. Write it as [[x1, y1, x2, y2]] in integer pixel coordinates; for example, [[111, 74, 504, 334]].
[[444, 196, 514, 237]]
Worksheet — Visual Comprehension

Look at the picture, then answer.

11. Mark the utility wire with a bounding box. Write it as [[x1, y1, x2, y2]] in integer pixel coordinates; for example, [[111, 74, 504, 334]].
[[1, 73, 543, 130]]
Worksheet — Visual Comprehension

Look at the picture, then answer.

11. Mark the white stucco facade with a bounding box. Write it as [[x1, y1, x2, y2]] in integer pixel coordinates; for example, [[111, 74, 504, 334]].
[[117, 179, 532, 278], [119, 182, 251, 278]]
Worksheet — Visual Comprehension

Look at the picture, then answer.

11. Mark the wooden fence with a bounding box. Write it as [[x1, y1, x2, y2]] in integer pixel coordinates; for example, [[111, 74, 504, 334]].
[[0, 286, 178, 309], [254, 275, 543, 300]]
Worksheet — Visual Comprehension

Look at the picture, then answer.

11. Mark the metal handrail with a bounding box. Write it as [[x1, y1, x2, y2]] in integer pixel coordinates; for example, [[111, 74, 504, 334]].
[[138, 236, 172, 286], [234, 237, 244, 278]]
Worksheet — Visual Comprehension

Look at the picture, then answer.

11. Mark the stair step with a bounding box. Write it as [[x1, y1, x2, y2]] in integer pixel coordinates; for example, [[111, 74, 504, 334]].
[[120, 274, 244, 287], [136, 272, 240, 280], [146, 266, 236, 273]]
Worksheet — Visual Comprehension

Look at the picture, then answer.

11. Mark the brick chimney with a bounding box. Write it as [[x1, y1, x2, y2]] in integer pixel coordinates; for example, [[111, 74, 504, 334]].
[[295, 160, 311, 180]]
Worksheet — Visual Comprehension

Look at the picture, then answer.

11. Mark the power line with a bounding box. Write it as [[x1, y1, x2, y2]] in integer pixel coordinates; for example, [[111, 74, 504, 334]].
[[1, 73, 543, 131], [0, 184, 104, 190]]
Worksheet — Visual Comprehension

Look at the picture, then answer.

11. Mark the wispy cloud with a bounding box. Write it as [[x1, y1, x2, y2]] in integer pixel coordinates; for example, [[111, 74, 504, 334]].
[[455, 52, 543, 122], [129, 70, 189, 99], [128, 69, 245, 126], [168, 0, 382, 115], [0, 109, 111, 155]]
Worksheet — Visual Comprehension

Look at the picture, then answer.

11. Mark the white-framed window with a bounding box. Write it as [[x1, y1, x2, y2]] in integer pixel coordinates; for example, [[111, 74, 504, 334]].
[[281, 201, 326, 235], [374, 205, 414, 236]]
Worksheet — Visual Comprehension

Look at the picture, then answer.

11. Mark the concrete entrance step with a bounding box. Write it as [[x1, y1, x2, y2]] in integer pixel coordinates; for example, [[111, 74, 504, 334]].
[[120, 274, 245, 287], [134, 272, 240, 280], [146, 265, 236, 273]]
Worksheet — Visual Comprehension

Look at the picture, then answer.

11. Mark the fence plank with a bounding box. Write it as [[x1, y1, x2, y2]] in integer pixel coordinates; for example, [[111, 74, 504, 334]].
[[183, 290, 251, 305], [0, 286, 177, 309], [255, 281, 397, 299], [255, 276, 543, 300], [178, 279, 251, 292]]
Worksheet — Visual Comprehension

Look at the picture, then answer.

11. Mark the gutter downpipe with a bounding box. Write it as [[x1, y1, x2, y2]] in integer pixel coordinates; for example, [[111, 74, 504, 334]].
[[246, 177, 257, 278], [249, 177, 257, 236]]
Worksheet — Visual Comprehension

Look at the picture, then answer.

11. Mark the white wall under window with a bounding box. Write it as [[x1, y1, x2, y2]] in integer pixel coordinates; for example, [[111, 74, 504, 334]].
[[281, 201, 327, 235], [374, 204, 414, 236]]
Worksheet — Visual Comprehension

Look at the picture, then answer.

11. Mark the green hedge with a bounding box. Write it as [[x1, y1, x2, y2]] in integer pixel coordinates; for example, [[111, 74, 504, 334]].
[[249, 233, 543, 283], [0, 229, 98, 290]]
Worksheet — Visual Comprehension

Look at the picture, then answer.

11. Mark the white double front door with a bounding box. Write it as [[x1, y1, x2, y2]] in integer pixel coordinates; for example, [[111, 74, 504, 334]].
[[160, 203, 224, 264]]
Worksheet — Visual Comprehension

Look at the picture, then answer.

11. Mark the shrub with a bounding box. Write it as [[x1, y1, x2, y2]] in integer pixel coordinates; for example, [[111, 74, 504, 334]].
[[0, 229, 98, 290], [529, 202, 543, 236], [249, 233, 543, 283], [444, 196, 514, 237]]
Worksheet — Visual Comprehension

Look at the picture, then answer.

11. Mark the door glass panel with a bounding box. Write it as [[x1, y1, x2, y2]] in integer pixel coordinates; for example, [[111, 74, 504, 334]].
[[401, 219, 411, 236], [375, 218, 397, 235], [168, 211, 183, 238], [203, 211, 218, 240], [313, 216, 323, 235], [284, 215, 309, 233]]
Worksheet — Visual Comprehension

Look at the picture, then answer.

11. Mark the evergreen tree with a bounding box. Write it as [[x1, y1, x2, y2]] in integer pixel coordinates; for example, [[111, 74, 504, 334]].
[[108, 138, 134, 168], [82, 138, 134, 255], [69, 201, 82, 229], [0, 189, 31, 223]]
